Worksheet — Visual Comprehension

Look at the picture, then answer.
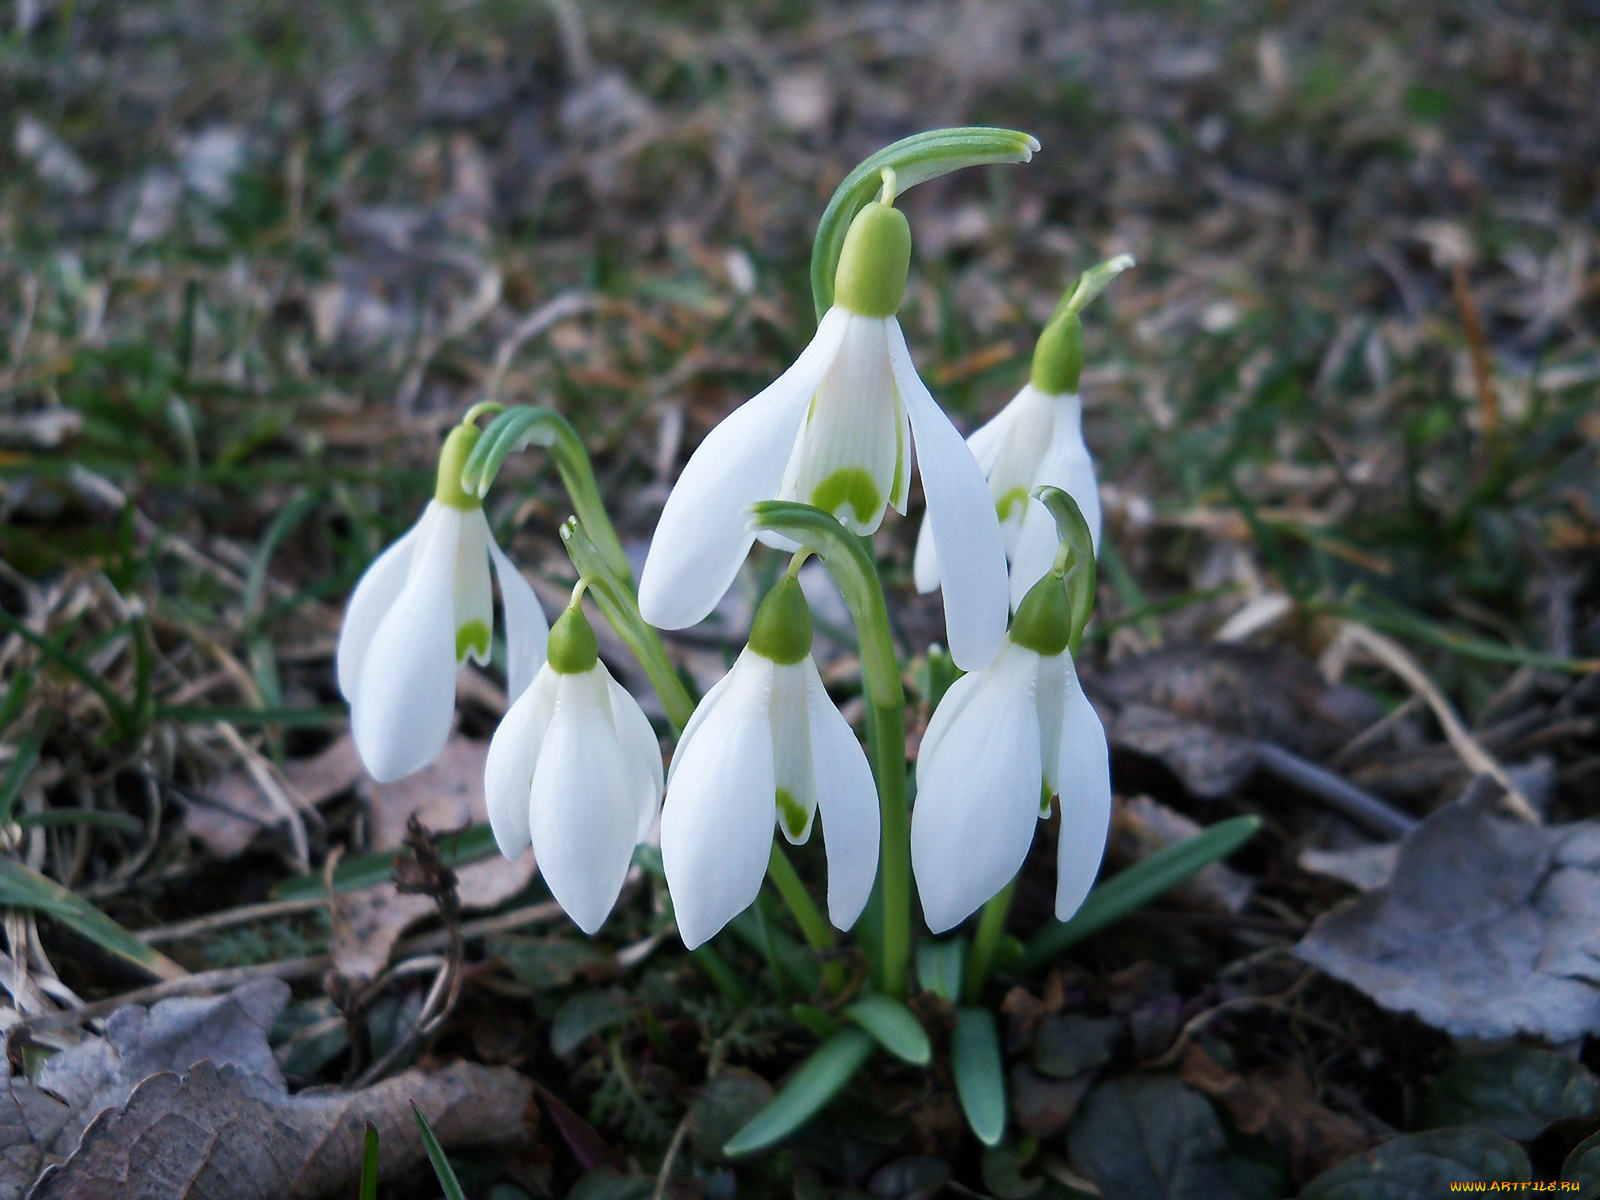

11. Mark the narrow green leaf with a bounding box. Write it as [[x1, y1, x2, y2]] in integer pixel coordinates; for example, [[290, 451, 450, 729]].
[[412, 1102, 467, 1200], [810, 127, 1039, 319], [952, 1007, 1006, 1147], [271, 823, 498, 899], [16, 808, 143, 834], [916, 936, 967, 1002], [0, 724, 47, 826], [845, 994, 931, 1066], [0, 860, 186, 980], [1016, 816, 1260, 973], [359, 1122, 379, 1200], [156, 705, 348, 727], [790, 1002, 841, 1040], [723, 1027, 875, 1157]]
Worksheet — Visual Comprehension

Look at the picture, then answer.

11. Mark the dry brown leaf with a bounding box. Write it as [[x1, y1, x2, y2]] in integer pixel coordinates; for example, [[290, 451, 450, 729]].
[[187, 737, 363, 858], [363, 735, 488, 851], [30, 1058, 531, 1199], [1109, 795, 1254, 913], [1179, 1045, 1369, 1184]]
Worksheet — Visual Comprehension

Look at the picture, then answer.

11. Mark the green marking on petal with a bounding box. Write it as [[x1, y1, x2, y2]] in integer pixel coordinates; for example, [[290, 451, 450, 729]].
[[996, 486, 1030, 523], [810, 468, 882, 527], [777, 788, 811, 841], [456, 618, 491, 663], [1040, 779, 1054, 815]]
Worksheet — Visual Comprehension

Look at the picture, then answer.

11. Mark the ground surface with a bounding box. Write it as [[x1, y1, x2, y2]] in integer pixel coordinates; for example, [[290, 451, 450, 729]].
[[2, 1, 1599, 1197]]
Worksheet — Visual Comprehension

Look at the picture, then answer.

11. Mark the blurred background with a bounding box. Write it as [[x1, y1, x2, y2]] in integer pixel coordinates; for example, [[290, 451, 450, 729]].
[[2, 0, 1600, 1195]]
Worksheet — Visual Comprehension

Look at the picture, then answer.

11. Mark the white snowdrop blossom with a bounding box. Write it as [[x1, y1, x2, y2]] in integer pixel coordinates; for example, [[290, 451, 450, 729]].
[[661, 577, 880, 950], [913, 382, 1100, 611], [911, 572, 1110, 934], [638, 199, 1008, 671], [337, 424, 548, 784], [485, 601, 663, 935]]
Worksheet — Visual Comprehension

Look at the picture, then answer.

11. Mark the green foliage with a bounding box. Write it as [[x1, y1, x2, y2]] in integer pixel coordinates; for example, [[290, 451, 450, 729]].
[[1419, 1049, 1600, 1140], [1300, 1129, 1532, 1198]]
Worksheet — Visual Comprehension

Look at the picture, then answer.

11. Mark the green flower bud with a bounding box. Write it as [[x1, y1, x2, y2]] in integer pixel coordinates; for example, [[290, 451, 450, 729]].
[[748, 576, 813, 665], [434, 423, 483, 510], [1030, 310, 1083, 396], [1008, 571, 1073, 657], [546, 601, 599, 674], [833, 202, 911, 318]]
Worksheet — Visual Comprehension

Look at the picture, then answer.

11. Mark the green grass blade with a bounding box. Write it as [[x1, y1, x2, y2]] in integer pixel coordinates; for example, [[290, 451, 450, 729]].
[[723, 1026, 875, 1157], [359, 1122, 379, 1200], [0, 724, 48, 826], [16, 809, 143, 834], [810, 127, 1039, 319], [0, 860, 186, 980], [411, 1103, 466, 1200], [271, 822, 498, 899], [1015, 815, 1261, 973], [845, 994, 931, 1066], [916, 936, 967, 1002], [156, 705, 348, 727], [952, 1007, 1006, 1147]]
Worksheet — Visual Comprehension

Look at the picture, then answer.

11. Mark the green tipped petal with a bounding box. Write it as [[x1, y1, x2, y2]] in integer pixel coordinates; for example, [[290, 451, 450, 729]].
[[749, 576, 814, 666], [546, 602, 599, 675], [434, 423, 483, 509], [810, 467, 884, 528], [834, 202, 911, 318], [455, 618, 490, 663]]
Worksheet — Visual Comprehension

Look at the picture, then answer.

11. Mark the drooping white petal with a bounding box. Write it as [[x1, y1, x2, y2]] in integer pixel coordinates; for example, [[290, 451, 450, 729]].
[[911, 645, 1043, 933], [660, 655, 777, 949], [529, 669, 640, 934], [782, 315, 900, 535], [912, 386, 1034, 592], [802, 657, 879, 930], [914, 668, 982, 780], [606, 673, 665, 843], [1052, 662, 1112, 922], [667, 661, 743, 787], [887, 319, 1007, 672], [639, 307, 850, 630], [453, 509, 494, 666], [769, 662, 817, 844], [350, 507, 463, 783], [1035, 651, 1067, 805], [487, 532, 549, 703], [986, 385, 1058, 553], [1008, 396, 1102, 609], [483, 666, 559, 859], [336, 512, 427, 702]]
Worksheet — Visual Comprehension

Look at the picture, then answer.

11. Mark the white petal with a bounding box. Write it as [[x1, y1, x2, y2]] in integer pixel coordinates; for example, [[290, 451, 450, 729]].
[[483, 666, 559, 858], [349, 507, 463, 783], [639, 307, 850, 630], [529, 670, 640, 934], [912, 511, 941, 594], [1009, 397, 1101, 610], [660, 656, 777, 949], [986, 385, 1057, 552], [487, 531, 549, 702], [606, 671, 665, 843], [910, 646, 1043, 933], [914, 668, 982, 783], [783, 314, 899, 535], [336, 511, 427, 702], [667, 657, 745, 786], [453, 509, 494, 665], [802, 657, 879, 930], [1035, 651, 1067, 805], [1053, 666, 1112, 922], [770, 662, 817, 844], [888, 319, 1008, 672]]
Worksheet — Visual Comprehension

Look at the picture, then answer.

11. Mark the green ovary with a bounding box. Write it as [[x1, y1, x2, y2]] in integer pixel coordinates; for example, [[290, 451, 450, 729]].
[[809, 468, 882, 527], [776, 788, 811, 841], [996, 486, 1030, 523], [456, 619, 491, 662]]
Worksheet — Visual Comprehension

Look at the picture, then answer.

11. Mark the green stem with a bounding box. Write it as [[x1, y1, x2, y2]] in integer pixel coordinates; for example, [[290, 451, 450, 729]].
[[962, 879, 1016, 1006], [768, 842, 847, 995], [872, 700, 911, 999]]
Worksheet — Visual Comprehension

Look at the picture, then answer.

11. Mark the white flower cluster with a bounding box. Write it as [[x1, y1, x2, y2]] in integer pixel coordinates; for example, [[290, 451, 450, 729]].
[[334, 195, 1124, 949]]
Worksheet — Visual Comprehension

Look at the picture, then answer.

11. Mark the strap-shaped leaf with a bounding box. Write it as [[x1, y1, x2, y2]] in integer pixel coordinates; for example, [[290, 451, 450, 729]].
[[916, 936, 967, 1003], [359, 1123, 379, 1200], [461, 405, 632, 583], [1015, 815, 1261, 973], [845, 994, 931, 1066], [810, 128, 1040, 320], [749, 502, 903, 711], [0, 859, 186, 981], [723, 1027, 875, 1157], [952, 1007, 1006, 1147], [412, 1102, 467, 1200]]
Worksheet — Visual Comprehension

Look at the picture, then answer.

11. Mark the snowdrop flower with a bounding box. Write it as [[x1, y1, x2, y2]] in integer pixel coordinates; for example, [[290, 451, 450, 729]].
[[661, 575, 880, 949], [484, 598, 663, 934], [338, 422, 549, 783], [911, 569, 1110, 933], [638, 186, 1008, 671], [914, 255, 1132, 609]]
